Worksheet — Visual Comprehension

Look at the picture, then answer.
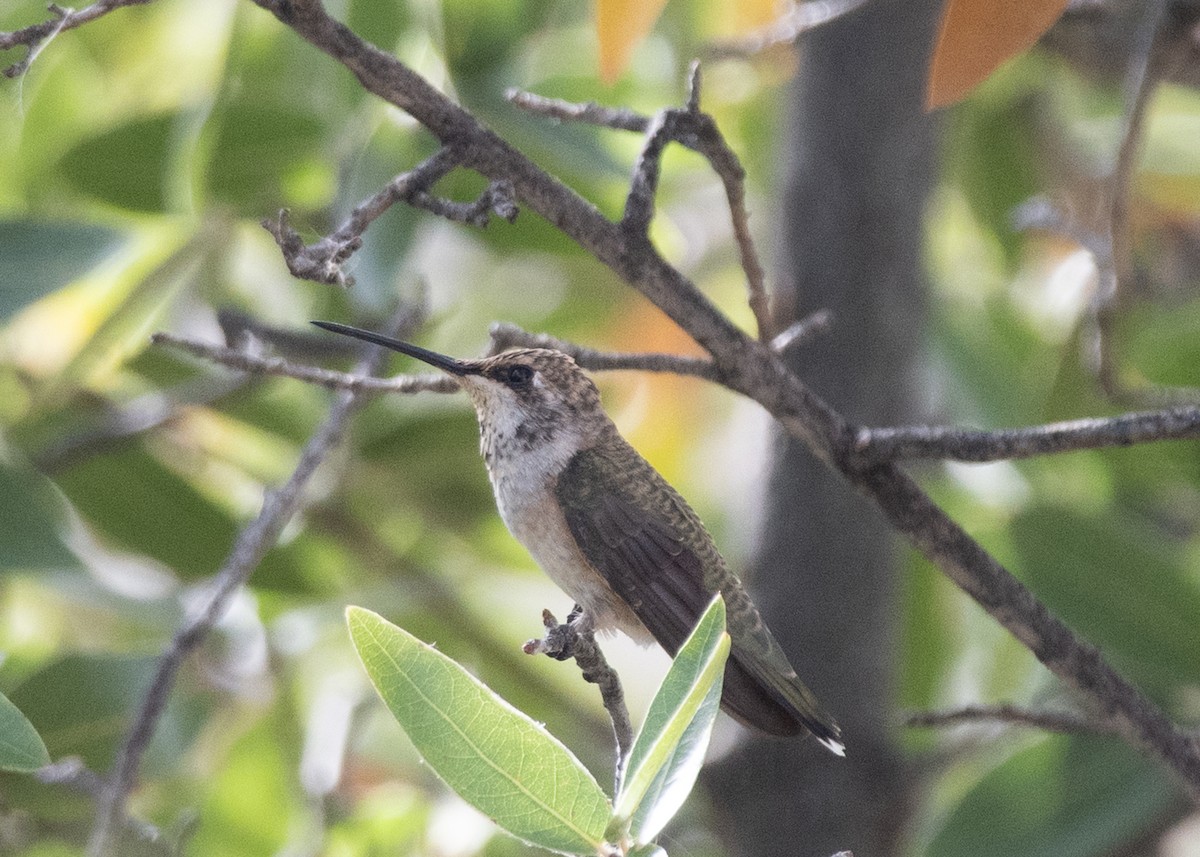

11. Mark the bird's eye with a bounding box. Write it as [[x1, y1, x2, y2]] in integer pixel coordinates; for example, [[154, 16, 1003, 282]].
[[501, 364, 534, 387]]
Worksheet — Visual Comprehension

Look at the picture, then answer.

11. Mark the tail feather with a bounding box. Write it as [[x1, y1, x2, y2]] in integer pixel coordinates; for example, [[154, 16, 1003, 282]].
[[720, 653, 845, 755]]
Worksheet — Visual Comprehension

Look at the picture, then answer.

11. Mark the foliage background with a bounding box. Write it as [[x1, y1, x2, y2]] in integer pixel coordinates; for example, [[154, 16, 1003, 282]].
[[2, 0, 1200, 855]]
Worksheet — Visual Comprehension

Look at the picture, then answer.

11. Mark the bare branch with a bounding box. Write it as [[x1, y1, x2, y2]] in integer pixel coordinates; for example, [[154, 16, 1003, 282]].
[[191, 0, 1200, 801], [151, 332, 458, 395], [907, 703, 1120, 738], [86, 308, 425, 857], [411, 178, 519, 226], [512, 75, 775, 341], [1, 0, 153, 77], [524, 608, 633, 794], [854, 405, 1200, 464], [488, 322, 720, 380], [506, 89, 650, 132], [262, 147, 461, 287]]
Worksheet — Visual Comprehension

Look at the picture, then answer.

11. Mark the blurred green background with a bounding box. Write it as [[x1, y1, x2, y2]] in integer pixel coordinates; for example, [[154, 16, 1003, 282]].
[[2, 0, 1200, 855]]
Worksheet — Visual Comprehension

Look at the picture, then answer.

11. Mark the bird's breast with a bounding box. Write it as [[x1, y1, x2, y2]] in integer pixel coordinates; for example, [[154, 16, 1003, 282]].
[[490, 463, 652, 644]]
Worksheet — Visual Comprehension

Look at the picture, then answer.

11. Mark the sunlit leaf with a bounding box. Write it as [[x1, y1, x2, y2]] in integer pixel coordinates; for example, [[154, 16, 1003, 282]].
[[596, 0, 670, 84], [927, 0, 1069, 109], [613, 595, 729, 845], [0, 691, 50, 773], [347, 607, 611, 856]]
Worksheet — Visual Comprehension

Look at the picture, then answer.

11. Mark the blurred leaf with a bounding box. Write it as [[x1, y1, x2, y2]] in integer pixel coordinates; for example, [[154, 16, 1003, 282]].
[[1120, 297, 1200, 388], [0, 220, 125, 320], [596, 0, 670, 84], [0, 690, 51, 772], [927, 0, 1068, 110], [1012, 503, 1200, 691], [947, 96, 1039, 267], [54, 444, 309, 590], [929, 735, 1178, 857], [347, 606, 612, 856], [205, 102, 330, 212], [614, 595, 728, 845], [187, 710, 302, 857], [8, 654, 155, 769], [0, 454, 80, 573], [58, 114, 177, 212]]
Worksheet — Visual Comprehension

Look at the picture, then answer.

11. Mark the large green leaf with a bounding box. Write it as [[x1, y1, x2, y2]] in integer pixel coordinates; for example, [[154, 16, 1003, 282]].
[[929, 735, 1178, 857], [7, 654, 156, 769], [0, 220, 125, 320], [58, 114, 177, 212], [613, 595, 729, 845], [0, 454, 80, 573], [1012, 503, 1200, 692], [346, 607, 611, 856], [0, 690, 50, 773]]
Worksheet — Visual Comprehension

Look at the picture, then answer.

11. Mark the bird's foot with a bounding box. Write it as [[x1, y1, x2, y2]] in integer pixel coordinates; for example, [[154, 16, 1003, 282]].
[[522, 605, 586, 661]]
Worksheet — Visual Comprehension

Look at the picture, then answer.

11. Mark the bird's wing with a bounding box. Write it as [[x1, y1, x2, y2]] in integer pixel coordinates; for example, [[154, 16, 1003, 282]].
[[555, 441, 710, 656], [555, 438, 842, 747]]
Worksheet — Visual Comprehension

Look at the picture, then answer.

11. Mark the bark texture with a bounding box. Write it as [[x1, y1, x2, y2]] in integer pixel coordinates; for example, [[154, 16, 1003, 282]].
[[703, 2, 941, 854]]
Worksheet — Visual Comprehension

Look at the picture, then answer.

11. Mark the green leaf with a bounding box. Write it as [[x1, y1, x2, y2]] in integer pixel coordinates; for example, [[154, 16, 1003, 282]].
[[0, 220, 125, 320], [7, 654, 157, 769], [346, 607, 611, 856], [0, 691, 50, 773], [613, 595, 730, 845], [929, 735, 1177, 857], [1012, 503, 1200, 692], [58, 114, 177, 212], [0, 454, 80, 573]]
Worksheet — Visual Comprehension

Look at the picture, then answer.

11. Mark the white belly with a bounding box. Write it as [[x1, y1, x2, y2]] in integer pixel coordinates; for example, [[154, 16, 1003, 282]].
[[493, 472, 652, 644]]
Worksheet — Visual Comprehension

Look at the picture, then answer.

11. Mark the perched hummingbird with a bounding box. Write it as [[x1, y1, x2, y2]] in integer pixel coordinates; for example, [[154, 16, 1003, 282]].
[[314, 321, 843, 752]]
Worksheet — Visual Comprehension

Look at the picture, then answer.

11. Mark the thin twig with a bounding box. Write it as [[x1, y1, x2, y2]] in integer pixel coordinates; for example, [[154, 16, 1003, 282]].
[[854, 405, 1200, 464], [514, 75, 775, 340], [410, 178, 519, 227], [1, 0, 154, 77], [506, 89, 651, 133], [524, 608, 633, 794], [489, 322, 720, 380], [907, 703, 1120, 737], [86, 307, 424, 857], [151, 332, 458, 395], [262, 148, 464, 287]]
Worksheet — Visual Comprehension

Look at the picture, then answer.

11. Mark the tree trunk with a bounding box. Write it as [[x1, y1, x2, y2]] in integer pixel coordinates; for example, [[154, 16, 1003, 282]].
[[703, 2, 940, 855]]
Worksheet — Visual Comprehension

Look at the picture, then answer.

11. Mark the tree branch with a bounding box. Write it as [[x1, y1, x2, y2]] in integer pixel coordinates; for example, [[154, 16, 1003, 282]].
[[85, 307, 424, 857], [512, 68, 775, 341], [151, 331, 458, 395], [906, 703, 1121, 737], [854, 405, 1200, 463], [524, 607, 633, 794], [1, 0, 153, 77], [488, 322, 720, 380], [262, 147, 462, 286], [24, 0, 1200, 806], [238, 0, 1200, 800]]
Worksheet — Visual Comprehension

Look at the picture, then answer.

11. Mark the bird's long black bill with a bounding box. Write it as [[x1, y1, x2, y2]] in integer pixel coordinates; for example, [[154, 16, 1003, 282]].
[[311, 321, 473, 376]]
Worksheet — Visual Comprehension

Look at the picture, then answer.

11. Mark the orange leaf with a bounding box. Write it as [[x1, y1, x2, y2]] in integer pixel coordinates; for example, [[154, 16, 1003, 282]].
[[926, 0, 1069, 110], [596, 0, 670, 84]]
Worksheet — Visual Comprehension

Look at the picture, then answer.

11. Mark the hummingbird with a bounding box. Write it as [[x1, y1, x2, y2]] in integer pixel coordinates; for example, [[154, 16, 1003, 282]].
[[314, 321, 843, 752]]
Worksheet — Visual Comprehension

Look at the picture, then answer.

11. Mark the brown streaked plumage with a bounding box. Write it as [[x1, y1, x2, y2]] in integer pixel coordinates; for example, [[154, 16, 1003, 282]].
[[313, 321, 844, 752]]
